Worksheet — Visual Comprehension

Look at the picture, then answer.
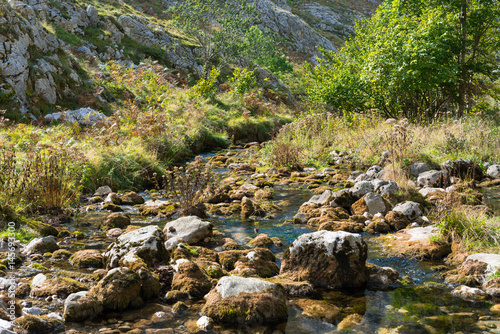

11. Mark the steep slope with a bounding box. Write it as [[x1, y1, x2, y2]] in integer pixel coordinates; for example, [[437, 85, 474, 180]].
[[0, 0, 380, 116]]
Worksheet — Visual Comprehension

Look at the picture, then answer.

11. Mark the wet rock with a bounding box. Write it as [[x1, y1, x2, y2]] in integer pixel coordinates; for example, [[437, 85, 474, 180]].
[[104, 225, 168, 269], [172, 301, 189, 314], [94, 186, 113, 197], [255, 187, 274, 200], [330, 189, 357, 209], [280, 231, 368, 289], [203, 185, 231, 204], [164, 290, 189, 303], [31, 277, 87, 299], [120, 192, 145, 205], [487, 165, 500, 179], [163, 216, 213, 250], [14, 315, 63, 333], [392, 201, 422, 220], [417, 170, 447, 187], [89, 267, 155, 312], [379, 226, 450, 260], [222, 238, 240, 250], [64, 291, 103, 322], [100, 213, 131, 230], [105, 192, 122, 205], [303, 190, 333, 206], [241, 196, 256, 218], [22, 236, 59, 255], [102, 202, 123, 212], [451, 285, 488, 301], [366, 263, 400, 287], [202, 276, 287, 324], [171, 261, 213, 297], [410, 162, 431, 177], [267, 277, 314, 296], [228, 163, 256, 174], [249, 234, 274, 248], [106, 228, 123, 238], [292, 299, 340, 324], [70, 249, 104, 268], [337, 313, 364, 330]]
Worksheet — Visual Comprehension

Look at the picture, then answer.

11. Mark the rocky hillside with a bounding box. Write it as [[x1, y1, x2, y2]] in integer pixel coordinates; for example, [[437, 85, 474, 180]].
[[0, 0, 380, 117]]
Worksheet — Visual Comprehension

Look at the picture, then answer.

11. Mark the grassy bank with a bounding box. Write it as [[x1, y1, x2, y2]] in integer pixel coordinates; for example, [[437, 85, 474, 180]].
[[262, 113, 500, 170], [0, 61, 293, 222]]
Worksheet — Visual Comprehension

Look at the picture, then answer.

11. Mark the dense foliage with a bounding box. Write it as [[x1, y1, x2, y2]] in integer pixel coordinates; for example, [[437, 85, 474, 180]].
[[308, 0, 500, 122]]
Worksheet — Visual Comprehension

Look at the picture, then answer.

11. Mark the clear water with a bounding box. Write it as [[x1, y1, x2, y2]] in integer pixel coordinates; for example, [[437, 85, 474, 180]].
[[23, 150, 500, 333]]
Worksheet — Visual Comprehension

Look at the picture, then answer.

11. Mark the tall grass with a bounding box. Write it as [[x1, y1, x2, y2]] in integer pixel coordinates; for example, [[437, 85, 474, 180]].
[[437, 209, 500, 253]]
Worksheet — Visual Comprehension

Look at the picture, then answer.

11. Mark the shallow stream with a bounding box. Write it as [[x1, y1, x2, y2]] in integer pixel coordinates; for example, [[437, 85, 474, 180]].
[[15, 149, 500, 334]]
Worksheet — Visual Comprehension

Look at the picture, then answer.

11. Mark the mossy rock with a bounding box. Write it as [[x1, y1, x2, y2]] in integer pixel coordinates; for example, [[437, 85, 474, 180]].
[[31, 277, 88, 298], [15, 315, 63, 333], [171, 261, 213, 297], [89, 267, 144, 312], [52, 249, 72, 259], [26, 219, 58, 237], [70, 249, 104, 268], [120, 191, 145, 205], [102, 203, 123, 212], [165, 290, 189, 303], [100, 213, 131, 230]]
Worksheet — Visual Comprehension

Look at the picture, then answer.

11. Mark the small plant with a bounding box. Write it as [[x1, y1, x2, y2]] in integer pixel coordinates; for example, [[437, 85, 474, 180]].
[[157, 157, 217, 214], [189, 67, 220, 99], [268, 141, 303, 170], [229, 67, 256, 95]]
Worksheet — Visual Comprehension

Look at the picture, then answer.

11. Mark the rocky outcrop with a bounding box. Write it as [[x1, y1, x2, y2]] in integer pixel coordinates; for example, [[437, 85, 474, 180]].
[[0, 0, 81, 109], [202, 276, 287, 324], [280, 231, 368, 289]]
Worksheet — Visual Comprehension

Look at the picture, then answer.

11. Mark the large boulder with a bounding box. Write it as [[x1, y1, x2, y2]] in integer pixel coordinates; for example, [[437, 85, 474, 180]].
[[351, 192, 390, 215], [201, 276, 287, 324], [104, 225, 168, 269], [100, 213, 130, 230], [22, 236, 59, 255], [171, 261, 213, 297], [88, 267, 159, 312], [280, 231, 368, 289], [163, 216, 213, 250], [64, 291, 102, 322]]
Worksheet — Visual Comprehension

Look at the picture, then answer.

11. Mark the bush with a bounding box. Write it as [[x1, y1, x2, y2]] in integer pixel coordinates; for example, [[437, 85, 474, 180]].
[[158, 157, 216, 213]]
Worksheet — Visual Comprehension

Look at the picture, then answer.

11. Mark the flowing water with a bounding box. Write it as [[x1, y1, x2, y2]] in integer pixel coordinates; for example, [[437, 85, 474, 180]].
[[16, 149, 500, 334]]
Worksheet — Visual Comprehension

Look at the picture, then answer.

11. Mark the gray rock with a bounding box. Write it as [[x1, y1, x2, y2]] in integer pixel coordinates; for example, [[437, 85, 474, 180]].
[[196, 315, 214, 331], [348, 171, 364, 182], [280, 231, 367, 289], [104, 225, 168, 269], [364, 192, 388, 215], [94, 186, 112, 197], [366, 165, 381, 178], [451, 285, 487, 301], [410, 162, 431, 177], [303, 190, 333, 206], [417, 170, 447, 187], [86, 5, 99, 26], [23, 236, 59, 255], [163, 216, 213, 250], [405, 225, 438, 241], [392, 201, 422, 220], [487, 165, 500, 179], [45, 108, 107, 126], [350, 181, 374, 198]]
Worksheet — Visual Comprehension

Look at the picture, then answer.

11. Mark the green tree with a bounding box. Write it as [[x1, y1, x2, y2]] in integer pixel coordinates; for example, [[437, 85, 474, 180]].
[[168, 0, 286, 79], [308, 0, 500, 122]]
